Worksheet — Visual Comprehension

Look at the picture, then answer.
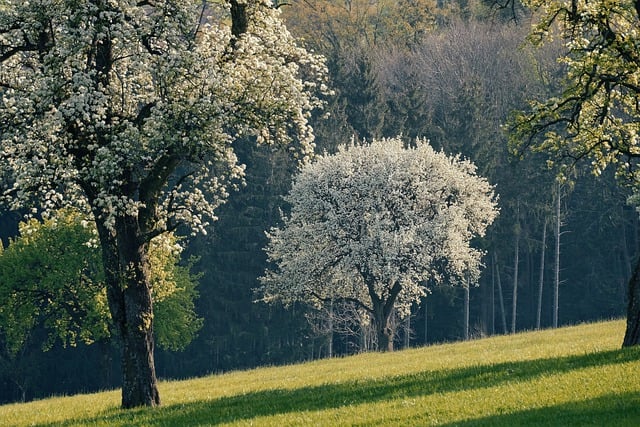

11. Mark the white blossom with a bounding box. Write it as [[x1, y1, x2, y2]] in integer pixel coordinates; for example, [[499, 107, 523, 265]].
[[0, 0, 329, 240], [259, 137, 499, 319]]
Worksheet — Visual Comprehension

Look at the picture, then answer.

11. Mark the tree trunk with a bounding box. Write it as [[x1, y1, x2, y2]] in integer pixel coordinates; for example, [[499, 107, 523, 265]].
[[623, 257, 640, 347], [511, 225, 520, 334], [327, 299, 334, 358], [423, 298, 428, 344], [536, 220, 547, 330], [620, 214, 634, 303], [118, 221, 160, 408], [374, 310, 394, 352], [553, 183, 561, 328], [490, 264, 495, 335], [493, 253, 507, 334], [480, 265, 492, 337], [463, 280, 470, 340], [365, 276, 402, 352], [96, 216, 160, 408], [403, 315, 410, 349]]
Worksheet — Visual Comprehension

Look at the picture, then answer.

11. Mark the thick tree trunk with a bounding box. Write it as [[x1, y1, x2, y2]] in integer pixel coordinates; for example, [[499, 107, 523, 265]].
[[120, 273, 160, 408], [373, 305, 395, 352], [117, 219, 160, 408], [623, 257, 640, 347], [96, 216, 160, 408], [363, 273, 402, 352]]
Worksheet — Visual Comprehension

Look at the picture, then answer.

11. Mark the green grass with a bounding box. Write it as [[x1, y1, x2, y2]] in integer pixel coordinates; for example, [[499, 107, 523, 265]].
[[2, 319, 640, 426]]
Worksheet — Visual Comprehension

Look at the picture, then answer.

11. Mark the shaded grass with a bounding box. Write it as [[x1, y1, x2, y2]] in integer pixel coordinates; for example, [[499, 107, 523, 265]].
[[1, 320, 639, 426], [46, 348, 640, 426], [443, 392, 640, 426]]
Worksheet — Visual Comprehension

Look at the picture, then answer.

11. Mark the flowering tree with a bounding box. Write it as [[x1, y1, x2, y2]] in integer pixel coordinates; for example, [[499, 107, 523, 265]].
[[0, 0, 327, 407], [259, 137, 498, 351], [510, 0, 640, 346]]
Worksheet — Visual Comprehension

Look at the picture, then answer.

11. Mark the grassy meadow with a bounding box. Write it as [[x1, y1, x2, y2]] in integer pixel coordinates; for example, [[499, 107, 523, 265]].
[[1, 319, 639, 426]]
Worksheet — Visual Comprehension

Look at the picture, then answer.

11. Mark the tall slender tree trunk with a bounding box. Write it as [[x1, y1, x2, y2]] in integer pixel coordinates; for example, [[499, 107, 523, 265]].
[[480, 265, 492, 337], [423, 298, 428, 344], [490, 263, 495, 335], [620, 215, 634, 302], [493, 253, 507, 334], [553, 184, 561, 328], [536, 220, 547, 330], [623, 257, 640, 347], [511, 222, 520, 334], [403, 315, 411, 349], [327, 299, 334, 358], [463, 280, 470, 340]]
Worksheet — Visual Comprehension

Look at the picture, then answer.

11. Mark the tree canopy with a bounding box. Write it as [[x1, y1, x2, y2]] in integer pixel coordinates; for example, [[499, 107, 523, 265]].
[[0, 0, 327, 407], [512, 0, 640, 183], [510, 0, 640, 346], [259, 137, 498, 351]]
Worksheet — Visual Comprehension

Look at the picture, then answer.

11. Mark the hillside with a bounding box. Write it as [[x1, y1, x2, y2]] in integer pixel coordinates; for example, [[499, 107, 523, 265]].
[[1, 319, 639, 426]]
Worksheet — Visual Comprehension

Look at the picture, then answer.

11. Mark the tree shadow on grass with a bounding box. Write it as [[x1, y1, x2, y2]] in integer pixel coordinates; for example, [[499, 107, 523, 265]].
[[440, 392, 640, 426], [42, 347, 640, 426]]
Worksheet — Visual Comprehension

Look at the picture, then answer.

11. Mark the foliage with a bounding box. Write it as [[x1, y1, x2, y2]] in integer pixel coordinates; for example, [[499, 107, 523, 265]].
[[280, 0, 442, 145], [0, 209, 202, 356], [1, 320, 638, 426], [510, 0, 640, 346], [280, 0, 438, 51], [1, 0, 636, 403], [0, 0, 327, 231], [0, 0, 328, 406], [152, 256, 202, 352], [0, 209, 107, 356], [511, 0, 640, 187], [259, 137, 498, 349]]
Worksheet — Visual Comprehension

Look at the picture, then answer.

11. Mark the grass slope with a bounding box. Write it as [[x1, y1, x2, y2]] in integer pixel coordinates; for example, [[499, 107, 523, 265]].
[[1, 319, 639, 426]]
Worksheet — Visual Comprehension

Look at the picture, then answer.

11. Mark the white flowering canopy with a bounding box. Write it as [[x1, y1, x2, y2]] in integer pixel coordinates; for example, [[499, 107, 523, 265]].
[[0, 0, 327, 237], [260, 137, 499, 318], [0, 0, 330, 406]]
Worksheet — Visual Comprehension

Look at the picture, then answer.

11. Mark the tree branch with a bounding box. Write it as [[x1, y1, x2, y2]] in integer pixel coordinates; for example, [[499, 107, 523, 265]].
[[309, 291, 373, 315], [229, 0, 248, 41], [138, 152, 181, 237]]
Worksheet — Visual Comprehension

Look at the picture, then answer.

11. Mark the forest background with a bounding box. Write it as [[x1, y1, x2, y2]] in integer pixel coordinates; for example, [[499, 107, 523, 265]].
[[0, 0, 636, 403]]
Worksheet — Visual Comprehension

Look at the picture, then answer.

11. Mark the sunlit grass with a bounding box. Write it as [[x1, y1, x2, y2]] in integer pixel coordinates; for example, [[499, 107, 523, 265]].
[[1, 319, 639, 426]]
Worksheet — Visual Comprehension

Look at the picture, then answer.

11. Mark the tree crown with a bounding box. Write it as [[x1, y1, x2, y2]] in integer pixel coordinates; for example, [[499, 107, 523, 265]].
[[511, 0, 640, 188], [259, 137, 498, 317], [0, 0, 328, 238]]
